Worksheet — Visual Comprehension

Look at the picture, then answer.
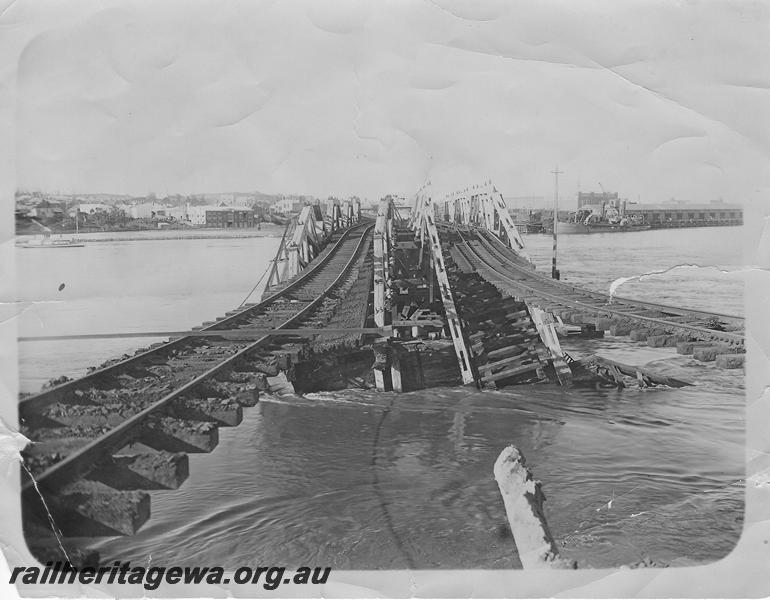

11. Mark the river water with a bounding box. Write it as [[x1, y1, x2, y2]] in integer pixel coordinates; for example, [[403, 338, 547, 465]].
[[15, 226, 745, 569]]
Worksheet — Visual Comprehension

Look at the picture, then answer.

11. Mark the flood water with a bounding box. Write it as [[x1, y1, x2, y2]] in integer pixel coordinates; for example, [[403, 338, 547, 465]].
[[15, 226, 745, 569]]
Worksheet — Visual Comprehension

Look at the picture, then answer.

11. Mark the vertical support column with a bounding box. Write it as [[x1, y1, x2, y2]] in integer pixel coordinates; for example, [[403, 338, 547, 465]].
[[390, 347, 403, 392], [342, 201, 352, 227], [373, 199, 391, 328], [372, 340, 392, 392], [373, 230, 386, 327], [428, 254, 434, 304], [551, 167, 562, 280], [286, 244, 301, 279], [326, 199, 337, 233]]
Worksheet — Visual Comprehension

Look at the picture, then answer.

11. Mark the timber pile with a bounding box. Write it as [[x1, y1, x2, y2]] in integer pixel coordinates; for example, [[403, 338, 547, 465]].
[[292, 348, 376, 393], [391, 340, 462, 390], [440, 230, 555, 388]]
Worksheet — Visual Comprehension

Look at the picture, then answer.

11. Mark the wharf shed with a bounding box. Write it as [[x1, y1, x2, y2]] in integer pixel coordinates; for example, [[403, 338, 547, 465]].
[[624, 202, 742, 227]]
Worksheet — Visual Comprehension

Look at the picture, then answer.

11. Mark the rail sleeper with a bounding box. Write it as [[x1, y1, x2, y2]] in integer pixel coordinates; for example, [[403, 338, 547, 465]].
[[88, 450, 189, 491]]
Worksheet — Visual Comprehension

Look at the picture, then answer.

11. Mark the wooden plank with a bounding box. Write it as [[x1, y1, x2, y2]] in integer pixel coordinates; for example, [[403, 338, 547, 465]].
[[477, 350, 539, 373], [487, 343, 537, 360], [468, 308, 528, 322], [475, 329, 539, 349], [481, 361, 543, 384]]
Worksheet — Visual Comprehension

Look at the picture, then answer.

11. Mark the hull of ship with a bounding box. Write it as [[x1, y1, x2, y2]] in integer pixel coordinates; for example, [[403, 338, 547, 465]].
[[557, 222, 651, 234]]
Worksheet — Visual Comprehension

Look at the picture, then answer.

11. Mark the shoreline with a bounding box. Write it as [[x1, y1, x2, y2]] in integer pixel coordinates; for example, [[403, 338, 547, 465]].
[[15, 226, 284, 243]]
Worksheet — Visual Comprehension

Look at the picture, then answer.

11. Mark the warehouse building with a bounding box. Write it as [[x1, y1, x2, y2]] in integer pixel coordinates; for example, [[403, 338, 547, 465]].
[[624, 201, 742, 227]]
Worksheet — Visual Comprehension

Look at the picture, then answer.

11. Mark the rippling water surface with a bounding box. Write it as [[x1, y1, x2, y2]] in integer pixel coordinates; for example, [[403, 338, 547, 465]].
[[17, 226, 745, 568]]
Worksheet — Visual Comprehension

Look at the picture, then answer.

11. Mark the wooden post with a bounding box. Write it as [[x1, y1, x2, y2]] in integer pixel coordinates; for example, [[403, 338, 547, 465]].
[[374, 369, 387, 392], [494, 446, 576, 569], [373, 199, 390, 327], [373, 230, 386, 327], [551, 167, 562, 280], [428, 254, 435, 303], [390, 348, 403, 392], [372, 339, 392, 392]]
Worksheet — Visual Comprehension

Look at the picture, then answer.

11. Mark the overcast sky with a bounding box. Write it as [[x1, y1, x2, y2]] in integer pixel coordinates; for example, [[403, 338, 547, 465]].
[[13, 0, 770, 205]]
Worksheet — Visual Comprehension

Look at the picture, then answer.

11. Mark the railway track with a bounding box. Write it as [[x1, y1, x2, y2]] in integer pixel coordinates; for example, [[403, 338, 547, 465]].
[[20, 221, 374, 555], [450, 226, 744, 349]]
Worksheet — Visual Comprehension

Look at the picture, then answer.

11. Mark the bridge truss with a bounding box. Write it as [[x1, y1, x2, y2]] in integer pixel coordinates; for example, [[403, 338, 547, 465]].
[[408, 181, 570, 386], [266, 198, 361, 291]]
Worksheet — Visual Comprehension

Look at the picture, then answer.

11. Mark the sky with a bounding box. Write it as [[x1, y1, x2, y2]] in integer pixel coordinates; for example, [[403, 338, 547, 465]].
[[11, 0, 770, 206]]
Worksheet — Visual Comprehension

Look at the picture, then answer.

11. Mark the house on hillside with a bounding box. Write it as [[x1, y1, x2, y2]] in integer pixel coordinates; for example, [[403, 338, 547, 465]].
[[28, 200, 64, 219]]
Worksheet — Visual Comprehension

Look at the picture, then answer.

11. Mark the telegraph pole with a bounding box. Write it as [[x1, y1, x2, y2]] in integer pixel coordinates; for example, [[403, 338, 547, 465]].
[[551, 166, 562, 280]]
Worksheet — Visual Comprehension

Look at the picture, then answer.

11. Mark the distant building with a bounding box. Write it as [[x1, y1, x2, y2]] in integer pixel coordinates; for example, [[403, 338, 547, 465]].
[[129, 202, 162, 219], [577, 191, 620, 209], [272, 196, 307, 214], [127, 201, 186, 220], [28, 200, 60, 219], [188, 205, 255, 227], [624, 201, 742, 226]]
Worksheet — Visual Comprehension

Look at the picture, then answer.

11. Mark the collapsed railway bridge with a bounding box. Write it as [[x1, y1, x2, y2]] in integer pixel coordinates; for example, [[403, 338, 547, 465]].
[[17, 188, 744, 565]]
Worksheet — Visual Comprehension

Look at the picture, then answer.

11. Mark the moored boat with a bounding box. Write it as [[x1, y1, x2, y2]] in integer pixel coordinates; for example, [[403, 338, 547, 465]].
[[559, 204, 650, 234], [17, 229, 84, 249], [557, 220, 651, 234], [17, 217, 85, 248]]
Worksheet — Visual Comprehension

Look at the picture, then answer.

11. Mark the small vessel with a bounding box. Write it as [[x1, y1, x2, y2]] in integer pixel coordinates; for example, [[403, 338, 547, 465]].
[[18, 236, 85, 248], [17, 218, 85, 248]]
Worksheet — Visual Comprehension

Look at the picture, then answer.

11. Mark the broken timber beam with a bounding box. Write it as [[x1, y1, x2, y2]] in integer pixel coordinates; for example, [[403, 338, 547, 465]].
[[493, 446, 576, 569], [579, 355, 693, 388]]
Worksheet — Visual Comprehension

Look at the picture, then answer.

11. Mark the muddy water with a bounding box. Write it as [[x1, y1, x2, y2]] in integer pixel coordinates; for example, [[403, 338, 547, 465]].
[[17, 226, 745, 568]]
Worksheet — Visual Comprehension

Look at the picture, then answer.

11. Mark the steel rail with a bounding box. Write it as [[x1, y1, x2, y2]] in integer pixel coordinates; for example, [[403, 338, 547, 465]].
[[19, 222, 369, 415], [455, 230, 744, 347], [22, 224, 375, 496], [475, 227, 744, 325]]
